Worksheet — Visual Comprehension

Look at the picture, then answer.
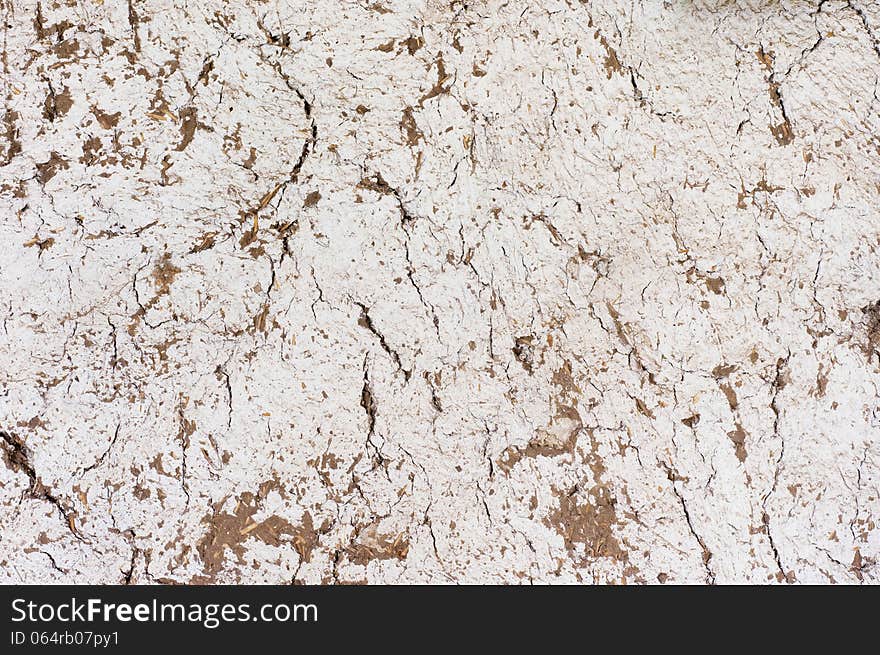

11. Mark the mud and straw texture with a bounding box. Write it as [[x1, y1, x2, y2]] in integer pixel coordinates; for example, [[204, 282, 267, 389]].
[[1, 0, 879, 583]]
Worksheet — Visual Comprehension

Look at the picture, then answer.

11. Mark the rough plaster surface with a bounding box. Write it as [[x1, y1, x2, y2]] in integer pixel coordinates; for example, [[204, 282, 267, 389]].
[[1, 0, 879, 585]]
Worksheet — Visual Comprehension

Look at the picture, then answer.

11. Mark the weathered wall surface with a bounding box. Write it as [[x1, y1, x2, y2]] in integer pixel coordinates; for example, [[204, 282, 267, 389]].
[[1, 0, 878, 584]]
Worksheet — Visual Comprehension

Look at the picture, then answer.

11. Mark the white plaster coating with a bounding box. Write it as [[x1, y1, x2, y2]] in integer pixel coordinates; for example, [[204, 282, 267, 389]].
[[0, 0, 878, 583]]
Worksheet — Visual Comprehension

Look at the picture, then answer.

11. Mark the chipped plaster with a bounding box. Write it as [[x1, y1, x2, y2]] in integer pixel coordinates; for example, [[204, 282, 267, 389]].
[[1, 0, 879, 584]]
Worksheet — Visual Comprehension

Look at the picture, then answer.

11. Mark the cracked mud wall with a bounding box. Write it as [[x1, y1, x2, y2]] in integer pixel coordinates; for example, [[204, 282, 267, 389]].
[[0, 0, 878, 584]]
